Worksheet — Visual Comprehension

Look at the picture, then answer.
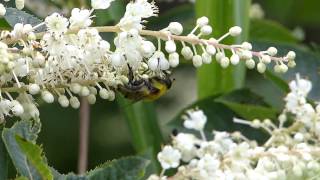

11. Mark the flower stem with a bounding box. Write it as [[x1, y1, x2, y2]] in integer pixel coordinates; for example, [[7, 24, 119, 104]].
[[77, 97, 90, 174]]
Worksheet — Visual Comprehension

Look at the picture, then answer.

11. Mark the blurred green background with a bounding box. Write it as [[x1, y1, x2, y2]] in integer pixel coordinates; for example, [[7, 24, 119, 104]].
[[3, 0, 320, 177]]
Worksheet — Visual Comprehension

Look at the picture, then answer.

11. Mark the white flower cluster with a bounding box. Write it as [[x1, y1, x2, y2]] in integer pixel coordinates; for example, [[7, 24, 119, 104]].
[[150, 76, 320, 180], [0, 0, 295, 123], [0, 0, 24, 13]]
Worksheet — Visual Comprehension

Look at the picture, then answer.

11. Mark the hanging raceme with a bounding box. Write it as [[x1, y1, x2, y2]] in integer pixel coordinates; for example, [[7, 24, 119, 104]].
[[0, 0, 296, 123]]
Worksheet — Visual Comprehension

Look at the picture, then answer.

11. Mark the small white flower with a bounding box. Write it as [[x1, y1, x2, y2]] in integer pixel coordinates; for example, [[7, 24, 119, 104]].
[[0, 3, 6, 16], [173, 133, 199, 162], [10, 100, 24, 116], [148, 51, 169, 71], [197, 154, 220, 179], [289, 74, 312, 96], [147, 175, 167, 180], [91, 0, 114, 9], [157, 145, 181, 170], [45, 13, 69, 34], [70, 8, 93, 29], [183, 109, 207, 131], [125, 0, 158, 19]]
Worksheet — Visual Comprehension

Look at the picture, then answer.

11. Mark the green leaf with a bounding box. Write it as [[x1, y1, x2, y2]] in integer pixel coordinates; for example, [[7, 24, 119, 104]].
[[0, 126, 8, 180], [52, 157, 149, 180], [15, 177, 29, 180], [15, 135, 53, 180], [250, 19, 299, 44], [147, 4, 195, 31], [216, 89, 278, 120], [256, 0, 320, 26], [2, 120, 43, 180], [86, 157, 149, 180], [94, 0, 125, 26], [196, 0, 251, 99], [4, 8, 45, 32], [116, 97, 162, 173], [169, 89, 272, 142]]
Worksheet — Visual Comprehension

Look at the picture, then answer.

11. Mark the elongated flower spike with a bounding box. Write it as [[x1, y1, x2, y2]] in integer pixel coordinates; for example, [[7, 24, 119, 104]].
[[0, 0, 296, 122]]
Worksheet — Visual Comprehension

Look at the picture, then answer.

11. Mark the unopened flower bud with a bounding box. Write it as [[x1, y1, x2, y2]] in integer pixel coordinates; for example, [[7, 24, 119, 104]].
[[245, 59, 255, 69], [15, 0, 25, 10], [70, 83, 81, 94], [206, 45, 216, 55], [192, 55, 202, 67], [200, 25, 212, 35], [80, 86, 90, 97], [215, 52, 224, 63], [181, 46, 193, 60], [28, 84, 40, 95], [279, 63, 288, 73], [229, 26, 242, 36], [58, 95, 69, 108], [41, 90, 54, 103], [241, 42, 252, 50], [257, 62, 266, 73], [220, 57, 230, 68], [11, 100, 24, 116], [168, 22, 183, 35], [99, 88, 109, 99], [287, 51, 296, 60], [108, 91, 115, 101], [267, 47, 278, 56], [165, 40, 176, 53], [288, 60, 296, 68], [252, 119, 261, 128], [201, 52, 212, 64], [70, 96, 80, 109], [241, 50, 253, 59], [87, 94, 96, 104], [230, 54, 240, 65], [261, 55, 271, 64], [196, 16, 209, 27], [169, 53, 179, 67]]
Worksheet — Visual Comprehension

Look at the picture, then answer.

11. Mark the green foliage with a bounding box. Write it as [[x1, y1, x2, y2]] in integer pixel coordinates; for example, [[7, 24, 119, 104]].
[[53, 157, 149, 180], [2, 119, 149, 180], [256, 0, 320, 26], [250, 19, 299, 43], [215, 89, 278, 120], [15, 135, 53, 180], [196, 0, 251, 99], [169, 89, 272, 142], [4, 8, 45, 32], [94, 0, 125, 26], [2, 120, 43, 180], [0, 126, 8, 180], [117, 97, 162, 173], [86, 157, 149, 180]]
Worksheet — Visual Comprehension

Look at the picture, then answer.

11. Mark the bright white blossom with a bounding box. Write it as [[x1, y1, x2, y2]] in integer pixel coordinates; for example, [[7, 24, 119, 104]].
[[0, 1, 295, 127], [183, 109, 207, 131], [91, 0, 114, 9], [45, 13, 69, 34], [69, 8, 93, 29], [157, 145, 181, 170], [150, 75, 320, 179]]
